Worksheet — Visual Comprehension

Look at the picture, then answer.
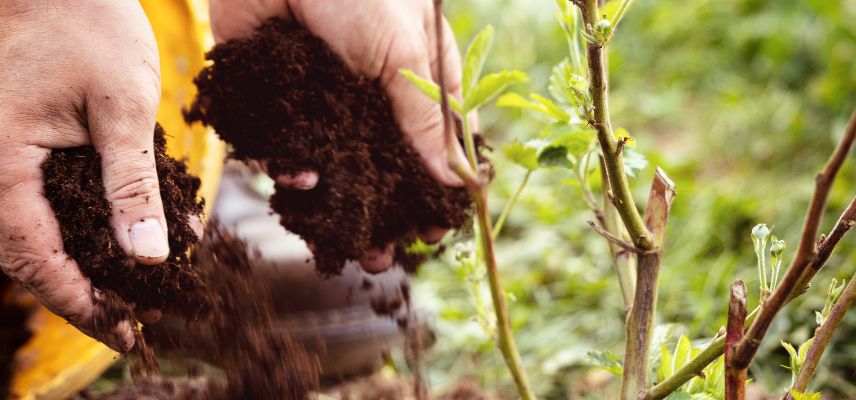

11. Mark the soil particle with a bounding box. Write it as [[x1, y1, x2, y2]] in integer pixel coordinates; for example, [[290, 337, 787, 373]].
[[185, 18, 479, 275]]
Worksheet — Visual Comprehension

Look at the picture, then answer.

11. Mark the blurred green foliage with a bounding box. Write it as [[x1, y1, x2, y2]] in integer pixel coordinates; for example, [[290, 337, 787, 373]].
[[413, 0, 856, 398]]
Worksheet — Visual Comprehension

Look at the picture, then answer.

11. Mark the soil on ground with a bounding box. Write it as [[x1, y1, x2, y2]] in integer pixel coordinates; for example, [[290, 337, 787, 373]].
[[186, 18, 478, 275]]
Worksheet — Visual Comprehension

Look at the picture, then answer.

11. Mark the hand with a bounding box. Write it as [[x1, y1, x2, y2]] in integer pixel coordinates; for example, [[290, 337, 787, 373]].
[[210, 0, 471, 271], [0, 1, 167, 351]]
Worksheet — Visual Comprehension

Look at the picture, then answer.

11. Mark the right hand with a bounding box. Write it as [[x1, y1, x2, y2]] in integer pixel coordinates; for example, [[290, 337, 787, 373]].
[[210, 0, 473, 272], [0, 1, 168, 352]]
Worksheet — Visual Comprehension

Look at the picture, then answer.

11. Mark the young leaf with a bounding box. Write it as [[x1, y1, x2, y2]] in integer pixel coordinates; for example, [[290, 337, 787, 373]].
[[673, 335, 694, 372], [502, 141, 539, 171], [399, 69, 463, 114], [464, 70, 528, 112], [497, 93, 557, 120], [587, 350, 623, 376], [658, 344, 674, 382], [791, 391, 822, 400], [463, 25, 495, 94], [663, 392, 692, 400], [530, 93, 571, 121], [537, 145, 569, 168], [622, 148, 648, 177], [543, 123, 596, 156], [549, 59, 572, 105]]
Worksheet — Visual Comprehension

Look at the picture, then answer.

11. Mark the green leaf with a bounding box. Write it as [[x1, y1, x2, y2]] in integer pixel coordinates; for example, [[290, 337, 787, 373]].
[[465, 70, 528, 111], [543, 123, 596, 156], [463, 25, 495, 94], [587, 350, 623, 376], [549, 59, 574, 106], [673, 335, 694, 371], [399, 69, 463, 114], [622, 148, 648, 177], [782, 341, 798, 365], [538, 145, 569, 168], [502, 141, 539, 171], [530, 93, 571, 121], [664, 392, 692, 400], [798, 338, 813, 363], [791, 391, 822, 400], [658, 344, 674, 382]]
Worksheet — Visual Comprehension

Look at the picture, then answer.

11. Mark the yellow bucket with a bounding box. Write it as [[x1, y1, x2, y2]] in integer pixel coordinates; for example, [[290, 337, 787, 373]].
[[8, 1, 224, 399]]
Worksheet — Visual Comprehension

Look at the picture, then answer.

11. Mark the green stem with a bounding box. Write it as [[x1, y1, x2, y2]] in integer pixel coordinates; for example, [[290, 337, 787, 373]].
[[581, 1, 652, 251], [462, 113, 479, 170], [472, 187, 537, 400], [492, 170, 532, 240]]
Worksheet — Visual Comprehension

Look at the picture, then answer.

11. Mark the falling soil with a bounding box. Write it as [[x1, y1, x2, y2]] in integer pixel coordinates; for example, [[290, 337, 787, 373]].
[[186, 18, 479, 275], [0, 277, 32, 399], [42, 124, 206, 373], [193, 225, 320, 399]]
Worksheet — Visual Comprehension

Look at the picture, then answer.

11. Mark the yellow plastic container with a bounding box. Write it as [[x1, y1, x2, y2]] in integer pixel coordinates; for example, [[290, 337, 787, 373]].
[[8, 1, 224, 399]]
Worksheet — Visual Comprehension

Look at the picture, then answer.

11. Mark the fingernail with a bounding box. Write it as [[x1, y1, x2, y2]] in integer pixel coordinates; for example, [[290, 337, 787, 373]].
[[130, 218, 169, 260], [276, 172, 319, 190]]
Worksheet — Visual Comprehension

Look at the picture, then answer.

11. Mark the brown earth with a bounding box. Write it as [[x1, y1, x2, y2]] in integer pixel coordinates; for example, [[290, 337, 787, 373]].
[[186, 18, 478, 275]]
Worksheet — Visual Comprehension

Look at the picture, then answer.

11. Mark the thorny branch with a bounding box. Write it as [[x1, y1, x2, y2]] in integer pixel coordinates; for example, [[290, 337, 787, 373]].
[[732, 109, 856, 369], [642, 108, 856, 399]]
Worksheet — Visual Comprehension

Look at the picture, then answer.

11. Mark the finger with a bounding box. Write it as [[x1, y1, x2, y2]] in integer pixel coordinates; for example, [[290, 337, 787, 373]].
[[0, 145, 134, 351], [419, 227, 448, 245], [275, 171, 319, 190], [378, 34, 464, 187], [209, 0, 289, 42], [359, 244, 395, 273], [86, 77, 169, 265], [189, 215, 204, 241], [138, 309, 162, 325]]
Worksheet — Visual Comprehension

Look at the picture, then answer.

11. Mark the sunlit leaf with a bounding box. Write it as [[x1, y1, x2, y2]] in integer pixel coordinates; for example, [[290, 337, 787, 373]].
[[530, 93, 571, 121], [463, 25, 495, 94], [465, 70, 528, 111], [587, 350, 623, 376], [673, 335, 694, 371], [791, 391, 822, 400], [658, 345, 674, 382], [502, 141, 539, 171], [542, 123, 596, 156], [399, 69, 463, 114]]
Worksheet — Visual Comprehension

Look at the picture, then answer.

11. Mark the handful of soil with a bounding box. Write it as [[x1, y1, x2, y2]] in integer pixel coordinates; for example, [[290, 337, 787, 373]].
[[42, 124, 207, 368], [186, 18, 479, 275]]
